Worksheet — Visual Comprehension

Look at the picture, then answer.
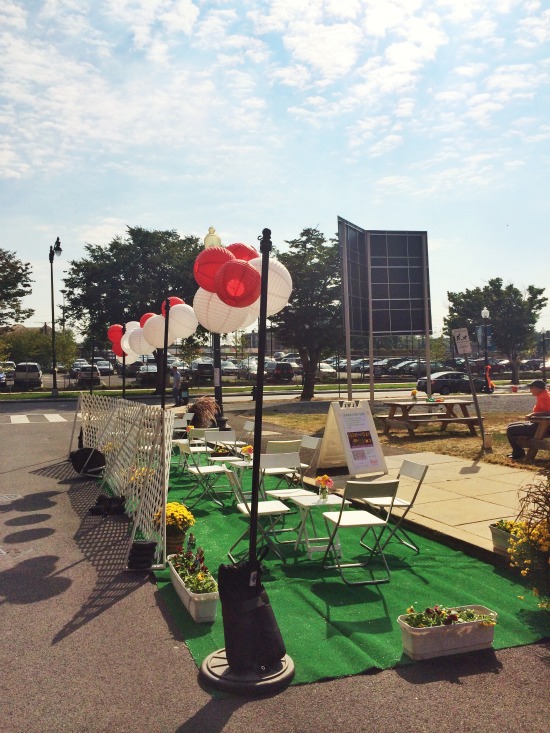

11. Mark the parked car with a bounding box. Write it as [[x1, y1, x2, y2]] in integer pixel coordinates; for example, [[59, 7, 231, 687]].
[[265, 360, 294, 382], [282, 358, 303, 375], [221, 360, 239, 376], [191, 359, 214, 380], [95, 359, 114, 376], [0, 361, 16, 378], [387, 360, 417, 375], [0, 369, 7, 390], [70, 359, 89, 378], [77, 365, 101, 386], [416, 371, 487, 395], [14, 362, 43, 390], [316, 362, 337, 381], [404, 361, 447, 376], [134, 364, 158, 386], [470, 358, 507, 375]]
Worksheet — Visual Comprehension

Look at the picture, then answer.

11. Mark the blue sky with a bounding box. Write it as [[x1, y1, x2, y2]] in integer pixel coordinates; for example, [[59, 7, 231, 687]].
[[2, 0, 549, 337]]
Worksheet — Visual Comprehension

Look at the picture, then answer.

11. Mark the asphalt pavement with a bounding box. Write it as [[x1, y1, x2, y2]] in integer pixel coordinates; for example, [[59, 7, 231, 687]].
[[1, 397, 548, 733]]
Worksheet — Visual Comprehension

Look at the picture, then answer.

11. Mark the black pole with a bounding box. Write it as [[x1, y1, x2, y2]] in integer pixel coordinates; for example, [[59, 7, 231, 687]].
[[213, 332, 224, 419], [122, 324, 126, 400], [543, 332, 547, 384], [89, 334, 95, 396], [160, 299, 170, 410], [248, 228, 272, 562], [484, 317, 490, 392], [49, 238, 60, 397]]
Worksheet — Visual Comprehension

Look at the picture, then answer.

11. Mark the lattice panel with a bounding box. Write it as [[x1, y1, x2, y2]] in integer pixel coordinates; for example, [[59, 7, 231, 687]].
[[76, 395, 174, 566]]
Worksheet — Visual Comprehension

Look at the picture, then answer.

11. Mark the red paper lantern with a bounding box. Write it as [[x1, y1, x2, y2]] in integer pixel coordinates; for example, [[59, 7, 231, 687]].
[[215, 260, 261, 308], [139, 312, 156, 328], [226, 242, 259, 262], [111, 340, 124, 357], [193, 247, 235, 292], [161, 296, 184, 316], [107, 324, 123, 342]]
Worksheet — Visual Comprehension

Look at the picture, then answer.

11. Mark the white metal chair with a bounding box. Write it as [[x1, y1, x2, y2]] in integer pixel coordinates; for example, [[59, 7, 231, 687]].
[[239, 420, 255, 446], [361, 460, 428, 554], [225, 469, 291, 564], [204, 429, 246, 459], [299, 434, 321, 480], [178, 443, 230, 508], [321, 479, 400, 586], [260, 450, 303, 494]]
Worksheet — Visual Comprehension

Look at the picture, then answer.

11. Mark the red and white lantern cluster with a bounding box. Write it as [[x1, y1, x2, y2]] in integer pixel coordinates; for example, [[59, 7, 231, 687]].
[[192, 234, 292, 334], [107, 296, 198, 363]]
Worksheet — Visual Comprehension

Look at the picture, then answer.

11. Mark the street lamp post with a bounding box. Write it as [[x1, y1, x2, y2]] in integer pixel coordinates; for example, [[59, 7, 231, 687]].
[[203, 227, 227, 429], [481, 306, 490, 392], [49, 237, 62, 397]]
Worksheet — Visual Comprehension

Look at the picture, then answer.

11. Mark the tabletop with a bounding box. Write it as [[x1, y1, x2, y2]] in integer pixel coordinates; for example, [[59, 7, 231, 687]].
[[382, 398, 473, 407]]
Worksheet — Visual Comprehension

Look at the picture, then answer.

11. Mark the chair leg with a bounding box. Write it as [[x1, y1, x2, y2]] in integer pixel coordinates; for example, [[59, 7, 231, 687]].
[[322, 522, 391, 586]]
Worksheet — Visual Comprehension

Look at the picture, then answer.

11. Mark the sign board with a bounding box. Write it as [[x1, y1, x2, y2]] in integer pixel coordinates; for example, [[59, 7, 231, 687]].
[[452, 328, 472, 355], [318, 400, 387, 477]]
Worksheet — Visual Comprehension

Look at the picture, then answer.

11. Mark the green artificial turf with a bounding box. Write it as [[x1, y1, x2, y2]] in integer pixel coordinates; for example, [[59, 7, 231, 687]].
[[155, 462, 550, 685]]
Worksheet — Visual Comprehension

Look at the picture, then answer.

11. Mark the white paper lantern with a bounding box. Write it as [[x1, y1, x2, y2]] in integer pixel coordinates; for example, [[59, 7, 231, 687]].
[[142, 314, 166, 348], [116, 351, 139, 365], [125, 320, 140, 333], [238, 298, 261, 329], [248, 257, 292, 316], [193, 288, 253, 334], [169, 303, 198, 339], [128, 327, 155, 355], [120, 330, 132, 354]]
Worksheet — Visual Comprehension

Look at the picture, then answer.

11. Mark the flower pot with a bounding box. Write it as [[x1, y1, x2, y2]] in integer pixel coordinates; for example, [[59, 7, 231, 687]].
[[397, 605, 497, 660], [166, 531, 186, 556], [167, 558, 219, 623], [490, 524, 511, 557]]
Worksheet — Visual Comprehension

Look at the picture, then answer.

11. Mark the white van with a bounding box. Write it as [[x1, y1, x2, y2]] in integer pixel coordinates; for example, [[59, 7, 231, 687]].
[[14, 362, 43, 390]]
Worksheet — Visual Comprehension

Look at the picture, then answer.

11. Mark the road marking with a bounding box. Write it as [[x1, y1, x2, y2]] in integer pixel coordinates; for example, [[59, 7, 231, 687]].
[[10, 415, 30, 424], [44, 414, 67, 422]]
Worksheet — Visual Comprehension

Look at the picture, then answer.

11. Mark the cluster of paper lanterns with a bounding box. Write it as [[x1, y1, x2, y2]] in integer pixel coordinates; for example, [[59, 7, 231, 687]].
[[107, 297, 198, 362], [192, 237, 292, 334]]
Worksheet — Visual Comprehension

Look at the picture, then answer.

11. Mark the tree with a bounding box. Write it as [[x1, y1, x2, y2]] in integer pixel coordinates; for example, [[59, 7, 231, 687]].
[[63, 227, 206, 391], [5, 327, 51, 367], [445, 278, 547, 384], [0, 248, 34, 328], [271, 228, 342, 400]]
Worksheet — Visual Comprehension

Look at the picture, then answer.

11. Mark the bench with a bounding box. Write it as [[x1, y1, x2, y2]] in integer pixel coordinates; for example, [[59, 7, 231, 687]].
[[517, 436, 550, 460], [383, 415, 484, 437]]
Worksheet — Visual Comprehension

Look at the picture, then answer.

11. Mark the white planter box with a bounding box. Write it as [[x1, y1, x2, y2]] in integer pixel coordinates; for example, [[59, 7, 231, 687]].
[[398, 605, 497, 660], [489, 525, 512, 557], [168, 558, 219, 623]]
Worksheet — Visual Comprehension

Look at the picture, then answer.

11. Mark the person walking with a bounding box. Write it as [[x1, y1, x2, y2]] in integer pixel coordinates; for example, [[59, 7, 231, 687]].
[[171, 365, 182, 407], [506, 379, 550, 460]]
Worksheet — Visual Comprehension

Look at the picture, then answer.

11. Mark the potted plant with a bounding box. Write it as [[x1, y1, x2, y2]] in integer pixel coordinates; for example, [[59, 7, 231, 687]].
[[167, 533, 219, 623], [155, 501, 195, 555], [489, 519, 518, 557], [508, 470, 550, 610], [240, 444, 253, 462], [397, 604, 497, 660], [315, 474, 334, 501]]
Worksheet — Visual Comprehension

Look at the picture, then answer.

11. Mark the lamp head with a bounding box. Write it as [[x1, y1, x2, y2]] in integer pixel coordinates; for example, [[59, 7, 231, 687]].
[[54, 237, 62, 257], [481, 307, 489, 319], [204, 226, 221, 249]]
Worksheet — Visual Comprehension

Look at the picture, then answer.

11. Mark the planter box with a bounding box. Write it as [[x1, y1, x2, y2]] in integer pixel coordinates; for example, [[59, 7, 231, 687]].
[[168, 558, 219, 623], [490, 524, 512, 557], [397, 605, 497, 660]]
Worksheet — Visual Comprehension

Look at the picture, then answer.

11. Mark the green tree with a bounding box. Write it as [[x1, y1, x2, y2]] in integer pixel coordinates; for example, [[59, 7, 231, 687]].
[[63, 227, 206, 391], [56, 330, 79, 370], [445, 278, 547, 384], [272, 228, 342, 400], [5, 328, 51, 367], [0, 249, 34, 328]]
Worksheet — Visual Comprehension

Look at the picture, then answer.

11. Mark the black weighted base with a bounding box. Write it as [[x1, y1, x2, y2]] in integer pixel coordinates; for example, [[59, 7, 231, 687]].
[[199, 648, 294, 696]]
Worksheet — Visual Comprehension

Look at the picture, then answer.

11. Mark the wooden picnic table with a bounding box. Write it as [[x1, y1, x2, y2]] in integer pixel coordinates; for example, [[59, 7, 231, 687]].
[[381, 398, 483, 438], [517, 415, 550, 460]]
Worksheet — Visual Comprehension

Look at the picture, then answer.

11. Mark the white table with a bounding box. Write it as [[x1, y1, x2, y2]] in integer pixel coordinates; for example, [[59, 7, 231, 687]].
[[290, 494, 349, 560]]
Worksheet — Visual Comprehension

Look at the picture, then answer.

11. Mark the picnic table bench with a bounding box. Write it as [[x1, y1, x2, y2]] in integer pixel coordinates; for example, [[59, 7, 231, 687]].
[[381, 398, 483, 438], [516, 416, 550, 461]]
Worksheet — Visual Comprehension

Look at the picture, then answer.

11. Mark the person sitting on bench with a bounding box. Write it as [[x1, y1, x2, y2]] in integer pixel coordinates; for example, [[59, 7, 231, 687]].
[[506, 379, 550, 460]]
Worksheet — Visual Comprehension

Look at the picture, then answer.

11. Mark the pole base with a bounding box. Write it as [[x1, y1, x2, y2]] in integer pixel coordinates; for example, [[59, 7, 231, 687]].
[[199, 648, 295, 696], [51, 389, 59, 398]]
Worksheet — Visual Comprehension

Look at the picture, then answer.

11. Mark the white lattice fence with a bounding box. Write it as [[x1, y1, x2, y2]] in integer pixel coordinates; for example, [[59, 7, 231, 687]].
[[75, 395, 174, 565]]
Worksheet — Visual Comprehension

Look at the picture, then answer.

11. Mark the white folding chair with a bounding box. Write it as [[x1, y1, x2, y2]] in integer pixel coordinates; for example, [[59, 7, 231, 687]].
[[260, 450, 303, 494], [225, 469, 291, 564], [321, 479, 400, 586], [203, 429, 242, 464], [362, 460, 428, 554], [178, 443, 230, 508], [299, 434, 321, 480]]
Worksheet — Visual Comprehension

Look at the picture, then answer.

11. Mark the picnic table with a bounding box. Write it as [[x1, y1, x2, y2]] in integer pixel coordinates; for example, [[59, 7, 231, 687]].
[[381, 398, 483, 438], [517, 415, 550, 460]]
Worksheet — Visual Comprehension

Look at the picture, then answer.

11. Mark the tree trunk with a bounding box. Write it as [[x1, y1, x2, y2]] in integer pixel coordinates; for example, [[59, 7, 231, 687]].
[[300, 369, 316, 400]]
